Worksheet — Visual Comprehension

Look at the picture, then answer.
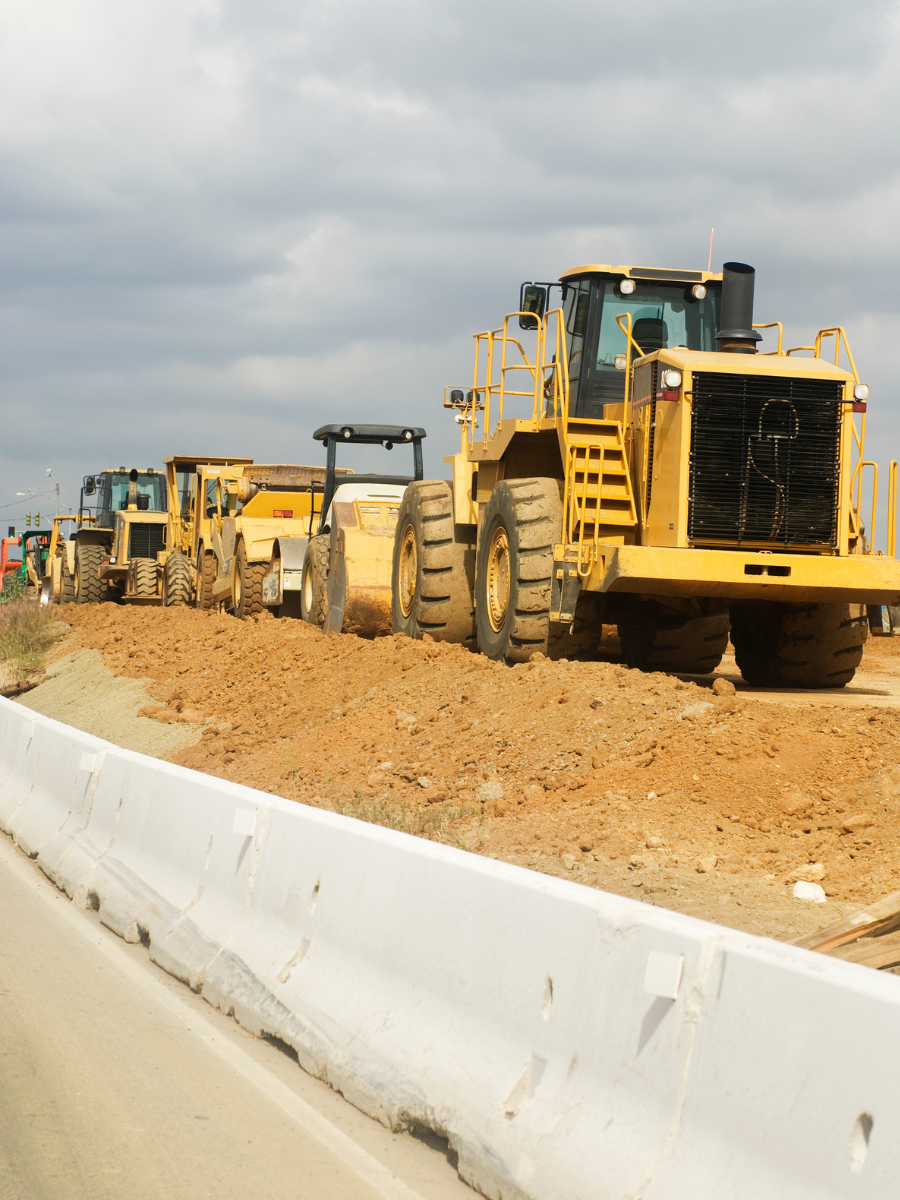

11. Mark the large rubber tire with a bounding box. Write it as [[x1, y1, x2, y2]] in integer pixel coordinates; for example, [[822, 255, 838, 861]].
[[164, 551, 191, 606], [58, 557, 75, 605], [300, 535, 329, 627], [730, 601, 867, 688], [475, 478, 561, 664], [234, 540, 266, 619], [392, 481, 475, 644], [74, 544, 106, 605], [619, 612, 730, 675], [196, 548, 216, 610], [132, 558, 158, 598]]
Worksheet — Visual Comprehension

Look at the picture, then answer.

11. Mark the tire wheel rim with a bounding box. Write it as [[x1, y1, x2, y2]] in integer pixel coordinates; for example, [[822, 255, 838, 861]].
[[234, 565, 242, 611], [398, 523, 417, 618], [486, 526, 511, 633]]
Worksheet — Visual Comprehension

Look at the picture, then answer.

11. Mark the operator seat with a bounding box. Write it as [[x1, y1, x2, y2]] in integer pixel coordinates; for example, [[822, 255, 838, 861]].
[[632, 317, 668, 354]]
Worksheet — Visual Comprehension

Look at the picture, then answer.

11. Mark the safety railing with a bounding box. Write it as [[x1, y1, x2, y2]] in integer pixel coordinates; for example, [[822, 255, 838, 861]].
[[888, 461, 898, 558], [857, 461, 878, 552], [614, 312, 645, 421], [467, 309, 567, 453], [556, 311, 644, 577], [813, 328, 869, 549], [777, 324, 868, 554], [754, 321, 784, 355]]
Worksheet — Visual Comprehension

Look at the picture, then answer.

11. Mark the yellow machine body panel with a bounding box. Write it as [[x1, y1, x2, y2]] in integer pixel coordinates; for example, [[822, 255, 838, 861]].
[[331, 490, 404, 635]]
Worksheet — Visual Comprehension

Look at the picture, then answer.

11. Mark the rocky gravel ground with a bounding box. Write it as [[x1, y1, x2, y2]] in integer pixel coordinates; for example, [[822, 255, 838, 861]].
[[35, 604, 900, 942]]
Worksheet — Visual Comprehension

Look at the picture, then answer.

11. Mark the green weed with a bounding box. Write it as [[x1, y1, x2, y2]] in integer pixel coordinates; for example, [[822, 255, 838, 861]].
[[0, 599, 60, 678], [330, 792, 478, 846]]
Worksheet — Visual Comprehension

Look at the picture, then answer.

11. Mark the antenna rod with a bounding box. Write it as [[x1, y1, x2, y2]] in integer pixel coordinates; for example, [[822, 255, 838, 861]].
[[707, 228, 715, 273]]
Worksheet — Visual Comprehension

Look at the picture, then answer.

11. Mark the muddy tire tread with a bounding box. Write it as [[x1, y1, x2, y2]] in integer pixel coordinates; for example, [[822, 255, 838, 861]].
[[475, 478, 561, 663], [133, 558, 158, 598], [197, 549, 216, 610], [301, 535, 330, 627], [619, 612, 731, 675], [235, 541, 266, 619], [59, 558, 75, 604], [392, 480, 475, 643], [75, 544, 106, 605], [164, 551, 191, 606], [731, 602, 867, 688]]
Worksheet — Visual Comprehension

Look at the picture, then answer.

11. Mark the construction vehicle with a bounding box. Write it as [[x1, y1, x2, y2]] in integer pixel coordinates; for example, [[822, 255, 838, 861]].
[[73, 468, 166, 604], [207, 462, 333, 619], [23, 517, 78, 603], [162, 456, 254, 608], [265, 424, 425, 635], [1, 529, 22, 595], [391, 261, 900, 687]]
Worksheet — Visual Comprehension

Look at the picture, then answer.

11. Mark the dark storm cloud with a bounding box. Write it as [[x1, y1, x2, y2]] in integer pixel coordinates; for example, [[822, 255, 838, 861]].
[[1, 0, 899, 518]]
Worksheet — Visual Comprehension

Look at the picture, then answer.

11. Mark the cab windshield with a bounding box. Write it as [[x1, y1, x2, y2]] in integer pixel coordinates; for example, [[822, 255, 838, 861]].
[[105, 472, 165, 512], [95, 471, 166, 527], [594, 278, 720, 365], [563, 274, 721, 417]]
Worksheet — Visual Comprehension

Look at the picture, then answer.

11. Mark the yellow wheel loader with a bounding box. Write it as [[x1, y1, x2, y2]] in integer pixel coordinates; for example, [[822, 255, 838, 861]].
[[73, 469, 167, 604], [277, 424, 426, 637], [391, 261, 900, 688]]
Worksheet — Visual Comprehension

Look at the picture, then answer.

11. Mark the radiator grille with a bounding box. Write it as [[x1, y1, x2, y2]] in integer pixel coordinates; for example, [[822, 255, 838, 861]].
[[688, 372, 843, 548], [129, 523, 165, 560]]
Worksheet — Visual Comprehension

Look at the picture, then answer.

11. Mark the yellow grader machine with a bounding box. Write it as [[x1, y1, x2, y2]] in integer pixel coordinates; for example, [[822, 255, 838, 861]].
[[207, 461, 331, 619], [391, 261, 900, 687], [26, 516, 77, 604], [163, 456, 254, 608], [74, 468, 167, 604]]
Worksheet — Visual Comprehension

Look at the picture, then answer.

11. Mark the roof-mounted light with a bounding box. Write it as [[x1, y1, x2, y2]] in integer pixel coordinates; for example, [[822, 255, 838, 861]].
[[691, 284, 706, 300], [619, 279, 635, 295]]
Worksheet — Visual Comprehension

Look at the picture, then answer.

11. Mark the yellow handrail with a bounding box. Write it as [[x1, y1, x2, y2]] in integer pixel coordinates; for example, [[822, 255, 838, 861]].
[[753, 321, 783, 355], [858, 461, 878, 552], [614, 312, 644, 421], [889, 461, 898, 558], [815, 327, 860, 381], [468, 309, 568, 453]]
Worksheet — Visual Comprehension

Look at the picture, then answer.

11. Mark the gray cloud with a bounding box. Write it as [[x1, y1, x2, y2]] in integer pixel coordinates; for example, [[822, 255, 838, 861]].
[[1, 0, 898, 537]]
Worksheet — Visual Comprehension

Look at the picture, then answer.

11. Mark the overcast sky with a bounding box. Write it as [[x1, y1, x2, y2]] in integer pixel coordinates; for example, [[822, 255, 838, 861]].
[[1, 0, 898, 536]]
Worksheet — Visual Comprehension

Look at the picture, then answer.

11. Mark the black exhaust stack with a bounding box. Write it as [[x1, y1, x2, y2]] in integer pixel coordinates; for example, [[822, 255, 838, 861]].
[[127, 468, 139, 509], [716, 262, 761, 354]]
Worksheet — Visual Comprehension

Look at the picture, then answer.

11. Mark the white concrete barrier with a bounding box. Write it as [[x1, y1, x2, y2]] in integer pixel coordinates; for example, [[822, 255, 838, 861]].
[[1, 692, 898, 1198]]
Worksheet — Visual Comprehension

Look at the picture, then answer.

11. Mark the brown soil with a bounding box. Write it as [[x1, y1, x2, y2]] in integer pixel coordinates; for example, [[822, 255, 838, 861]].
[[34, 605, 900, 943]]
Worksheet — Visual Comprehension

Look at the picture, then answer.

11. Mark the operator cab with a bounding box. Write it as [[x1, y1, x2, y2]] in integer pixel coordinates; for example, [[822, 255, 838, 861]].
[[81, 468, 166, 529], [313, 424, 426, 536], [522, 267, 723, 419]]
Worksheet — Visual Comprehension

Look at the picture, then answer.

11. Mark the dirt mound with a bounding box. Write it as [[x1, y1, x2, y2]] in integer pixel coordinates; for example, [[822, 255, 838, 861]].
[[49, 604, 900, 937]]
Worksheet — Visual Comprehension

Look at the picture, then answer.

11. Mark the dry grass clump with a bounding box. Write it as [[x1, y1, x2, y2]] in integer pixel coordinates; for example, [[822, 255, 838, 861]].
[[0, 600, 60, 676]]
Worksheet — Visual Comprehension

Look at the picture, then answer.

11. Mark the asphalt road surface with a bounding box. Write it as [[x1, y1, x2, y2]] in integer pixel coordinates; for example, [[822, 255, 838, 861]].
[[0, 835, 473, 1200]]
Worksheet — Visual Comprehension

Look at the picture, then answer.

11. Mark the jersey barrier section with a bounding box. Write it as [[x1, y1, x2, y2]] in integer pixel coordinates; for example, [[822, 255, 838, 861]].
[[0, 694, 897, 1199]]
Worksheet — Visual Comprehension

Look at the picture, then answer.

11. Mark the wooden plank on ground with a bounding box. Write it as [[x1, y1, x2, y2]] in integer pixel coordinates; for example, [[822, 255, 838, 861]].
[[831, 931, 900, 970], [793, 890, 900, 954]]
